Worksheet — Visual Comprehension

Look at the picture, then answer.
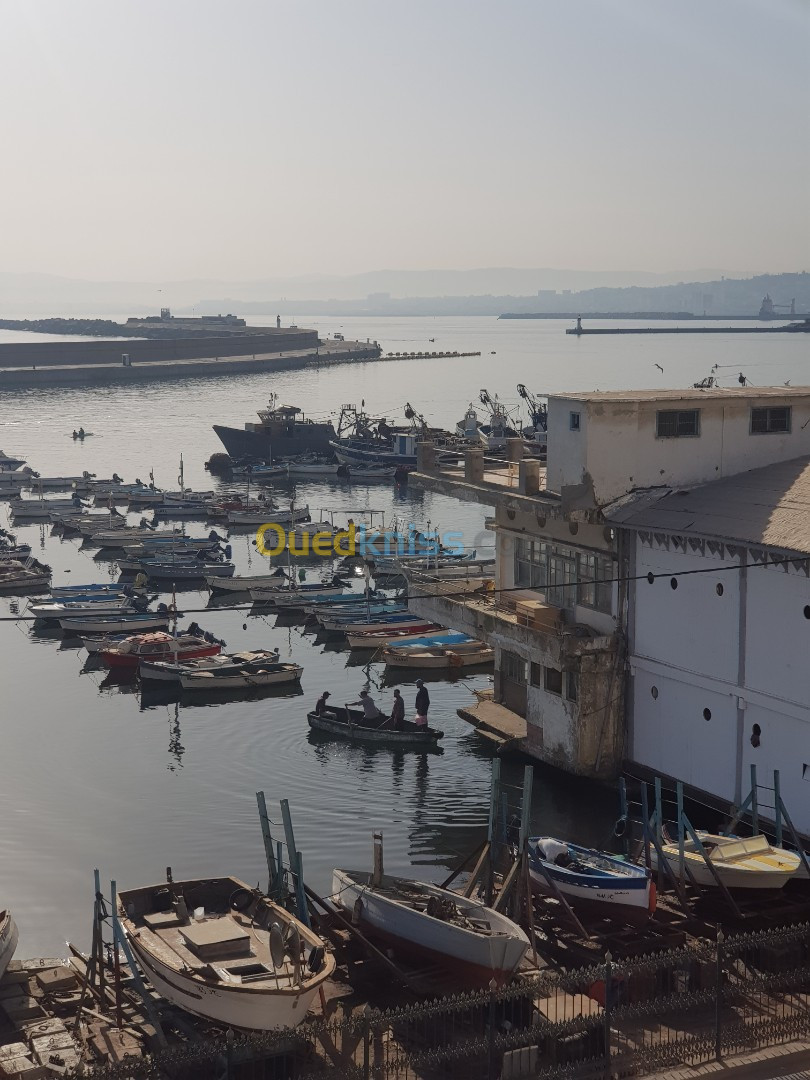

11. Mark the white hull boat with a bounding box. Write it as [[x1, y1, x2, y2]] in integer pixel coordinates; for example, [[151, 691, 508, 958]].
[[0, 452, 27, 471], [252, 585, 347, 606], [320, 615, 429, 634], [206, 573, 288, 593], [528, 838, 655, 926], [30, 599, 135, 620], [332, 869, 528, 987], [382, 643, 494, 669], [63, 613, 172, 635], [143, 562, 235, 580], [650, 832, 802, 890], [179, 662, 303, 691], [0, 908, 19, 981], [118, 875, 334, 1031], [227, 505, 311, 527], [286, 463, 343, 477], [140, 649, 281, 683]]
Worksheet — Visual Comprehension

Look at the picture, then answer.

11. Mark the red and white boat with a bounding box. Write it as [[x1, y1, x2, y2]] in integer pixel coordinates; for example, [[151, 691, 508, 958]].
[[100, 631, 222, 671]]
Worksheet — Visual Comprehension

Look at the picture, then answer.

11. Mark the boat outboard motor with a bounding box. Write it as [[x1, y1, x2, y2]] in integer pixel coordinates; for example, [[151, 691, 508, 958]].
[[188, 621, 200, 636], [112, 473, 122, 483], [224, 544, 232, 559], [157, 602, 168, 613]]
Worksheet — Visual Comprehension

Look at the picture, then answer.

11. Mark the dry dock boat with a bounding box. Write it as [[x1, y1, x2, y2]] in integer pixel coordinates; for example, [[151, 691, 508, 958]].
[[528, 838, 655, 926], [307, 706, 443, 747], [650, 832, 802, 890], [332, 870, 528, 987], [0, 908, 19, 981], [118, 876, 334, 1030]]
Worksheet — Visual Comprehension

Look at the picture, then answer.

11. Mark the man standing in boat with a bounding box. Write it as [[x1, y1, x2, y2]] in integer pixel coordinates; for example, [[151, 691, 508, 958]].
[[388, 688, 405, 730], [414, 679, 430, 725]]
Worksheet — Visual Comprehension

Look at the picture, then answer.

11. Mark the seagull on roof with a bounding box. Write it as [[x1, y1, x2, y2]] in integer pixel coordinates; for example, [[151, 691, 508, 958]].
[[654, 363, 664, 373]]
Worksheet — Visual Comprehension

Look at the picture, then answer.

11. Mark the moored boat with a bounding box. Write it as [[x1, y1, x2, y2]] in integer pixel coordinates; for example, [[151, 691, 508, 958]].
[[214, 396, 337, 461], [345, 624, 444, 648], [528, 837, 655, 926], [118, 875, 334, 1030], [140, 648, 281, 683], [62, 611, 173, 635], [101, 631, 222, 670], [206, 572, 289, 593], [381, 642, 494, 669], [332, 868, 528, 987], [227, 505, 311, 527], [650, 832, 802, 890], [0, 908, 19, 981], [179, 661, 303, 692]]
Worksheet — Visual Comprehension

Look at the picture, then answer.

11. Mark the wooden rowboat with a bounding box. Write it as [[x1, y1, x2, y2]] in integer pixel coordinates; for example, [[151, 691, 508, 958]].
[[381, 643, 494, 669], [307, 706, 442, 747], [528, 837, 655, 926], [332, 868, 528, 987], [651, 832, 802, 890], [118, 875, 334, 1031]]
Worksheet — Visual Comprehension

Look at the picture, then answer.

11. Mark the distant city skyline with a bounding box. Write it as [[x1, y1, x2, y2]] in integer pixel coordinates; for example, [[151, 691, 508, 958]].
[[1, 0, 807, 280]]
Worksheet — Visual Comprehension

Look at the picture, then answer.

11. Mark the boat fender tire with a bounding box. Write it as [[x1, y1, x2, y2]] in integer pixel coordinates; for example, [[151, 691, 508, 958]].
[[614, 816, 628, 839], [229, 887, 253, 913]]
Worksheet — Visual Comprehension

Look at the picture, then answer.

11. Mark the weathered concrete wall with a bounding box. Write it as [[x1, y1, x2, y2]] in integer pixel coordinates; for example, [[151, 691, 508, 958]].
[[0, 329, 319, 368]]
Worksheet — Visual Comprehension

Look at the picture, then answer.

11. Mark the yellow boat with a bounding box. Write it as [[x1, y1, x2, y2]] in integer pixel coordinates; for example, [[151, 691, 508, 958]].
[[652, 833, 801, 890]]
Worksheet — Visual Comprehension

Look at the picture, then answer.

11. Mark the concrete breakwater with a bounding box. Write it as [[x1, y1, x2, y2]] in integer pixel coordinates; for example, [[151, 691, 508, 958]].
[[0, 339, 382, 388]]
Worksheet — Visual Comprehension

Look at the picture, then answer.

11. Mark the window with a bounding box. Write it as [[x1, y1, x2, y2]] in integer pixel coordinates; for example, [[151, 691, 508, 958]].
[[513, 541, 614, 613], [566, 671, 579, 702], [656, 409, 700, 438], [530, 662, 544, 687], [544, 666, 563, 694], [751, 406, 791, 434], [501, 650, 526, 684], [569, 411, 581, 432]]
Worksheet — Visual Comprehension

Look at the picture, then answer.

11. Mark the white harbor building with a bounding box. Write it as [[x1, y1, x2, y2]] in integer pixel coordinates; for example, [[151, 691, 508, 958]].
[[411, 386, 810, 836]]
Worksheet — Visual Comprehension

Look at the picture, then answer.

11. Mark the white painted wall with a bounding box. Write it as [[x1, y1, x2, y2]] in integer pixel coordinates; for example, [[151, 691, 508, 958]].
[[547, 393, 810, 506], [629, 535, 810, 836]]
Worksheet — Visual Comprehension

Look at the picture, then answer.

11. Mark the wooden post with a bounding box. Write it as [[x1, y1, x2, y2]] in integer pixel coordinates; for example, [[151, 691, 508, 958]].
[[256, 790, 280, 898], [640, 783, 652, 871], [682, 817, 742, 916], [281, 798, 310, 926], [654, 776, 664, 893], [110, 880, 123, 1030], [750, 763, 758, 834], [677, 781, 685, 885], [774, 771, 782, 847], [109, 894, 167, 1046]]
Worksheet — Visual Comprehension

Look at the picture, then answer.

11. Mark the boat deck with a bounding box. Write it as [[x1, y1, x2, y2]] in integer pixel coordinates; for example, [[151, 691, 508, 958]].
[[132, 909, 300, 989]]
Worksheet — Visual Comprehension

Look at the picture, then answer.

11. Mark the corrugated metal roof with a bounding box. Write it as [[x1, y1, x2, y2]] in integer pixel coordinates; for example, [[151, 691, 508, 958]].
[[605, 456, 810, 555], [553, 387, 810, 403]]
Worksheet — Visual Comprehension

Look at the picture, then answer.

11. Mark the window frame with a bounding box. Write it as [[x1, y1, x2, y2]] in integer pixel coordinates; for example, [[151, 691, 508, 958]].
[[750, 406, 791, 435], [569, 411, 581, 432], [656, 409, 701, 439]]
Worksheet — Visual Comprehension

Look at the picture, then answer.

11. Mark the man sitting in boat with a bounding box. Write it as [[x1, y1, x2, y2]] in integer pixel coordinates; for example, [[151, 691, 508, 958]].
[[350, 690, 384, 723], [315, 690, 331, 716]]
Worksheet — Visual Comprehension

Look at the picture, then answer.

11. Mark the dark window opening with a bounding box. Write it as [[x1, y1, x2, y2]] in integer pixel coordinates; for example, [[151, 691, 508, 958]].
[[751, 406, 791, 434], [716, 583, 724, 596], [656, 409, 700, 438], [703, 708, 712, 721], [569, 412, 581, 432], [751, 723, 761, 748], [670, 577, 678, 590], [544, 666, 563, 695]]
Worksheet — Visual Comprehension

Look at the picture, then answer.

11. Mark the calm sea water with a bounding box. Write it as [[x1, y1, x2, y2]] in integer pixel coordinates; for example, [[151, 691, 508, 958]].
[[0, 315, 806, 956]]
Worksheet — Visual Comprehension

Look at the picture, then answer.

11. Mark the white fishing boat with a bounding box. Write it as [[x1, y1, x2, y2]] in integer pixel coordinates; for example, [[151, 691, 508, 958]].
[[345, 624, 444, 648], [0, 908, 19, 981], [250, 584, 347, 605], [140, 649, 281, 683], [142, 561, 235, 580], [0, 558, 51, 593], [320, 615, 429, 634], [650, 832, 802, 890], [205, 572, 289, 593], [332, 865, 528, 988], [30, 598, 135, 621], [528, 838, 655, 926], [345, 466, 400, 480], [11, 497, 90, 520], [118, 875, 334, 1030], [179, 661, 303, 691], [0, 544, 33, 561], [381, 643, 494, 669], [286, 463, 343, 477], [227, 505, 311, 527], [61, 612, 172, 635]]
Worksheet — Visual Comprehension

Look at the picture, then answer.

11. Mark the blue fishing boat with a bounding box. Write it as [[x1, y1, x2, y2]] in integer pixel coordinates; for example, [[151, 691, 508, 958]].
[[528, 837, 655, 926]]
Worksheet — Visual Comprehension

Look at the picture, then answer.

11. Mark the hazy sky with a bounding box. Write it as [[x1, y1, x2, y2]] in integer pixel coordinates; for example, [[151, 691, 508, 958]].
[[2, 0, 807, 281]]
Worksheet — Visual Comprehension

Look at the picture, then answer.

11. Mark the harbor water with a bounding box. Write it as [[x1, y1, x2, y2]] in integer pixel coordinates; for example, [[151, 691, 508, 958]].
[[0, 315, 807, 957]]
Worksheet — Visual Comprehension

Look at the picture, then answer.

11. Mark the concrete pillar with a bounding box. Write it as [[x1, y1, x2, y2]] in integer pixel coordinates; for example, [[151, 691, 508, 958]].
[[465, 450, 484, 483], [507, 437, 524, 463], [519, 459, 541, 496], [416, 440, 436, 473]]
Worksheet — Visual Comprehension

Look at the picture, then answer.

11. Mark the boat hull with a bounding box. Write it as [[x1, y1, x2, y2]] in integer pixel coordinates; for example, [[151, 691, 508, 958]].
[[102, 643, 221, 670], [0, 910, 19, 981], [214, 424, 335, 461], [650, 833, 802, 890], [65, 614, 171, 634], [382, 646, 494, 669], [125, 929, 322, 1031], [307, 710, 441, 747], [332, 871, 527, 987], [179, 666, 302, 691]]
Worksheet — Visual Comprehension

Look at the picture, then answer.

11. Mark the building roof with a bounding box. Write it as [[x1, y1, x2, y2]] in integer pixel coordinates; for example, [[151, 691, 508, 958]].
[[605, 456, 810, 555], [553, 386, 810, 403]]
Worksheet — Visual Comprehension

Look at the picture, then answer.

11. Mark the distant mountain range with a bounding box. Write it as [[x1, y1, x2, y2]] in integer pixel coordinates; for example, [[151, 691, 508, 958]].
[[0, 268, 806, 317]]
